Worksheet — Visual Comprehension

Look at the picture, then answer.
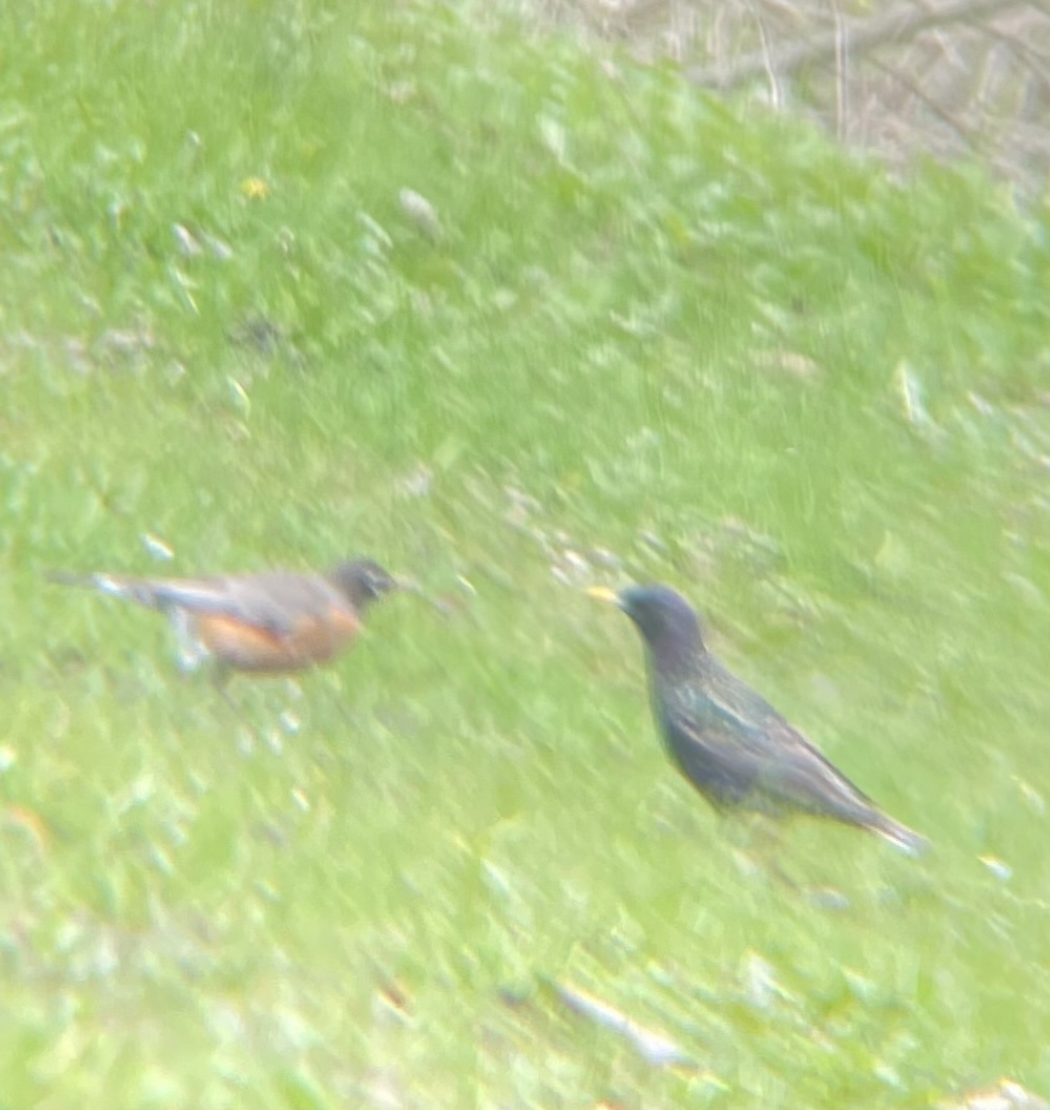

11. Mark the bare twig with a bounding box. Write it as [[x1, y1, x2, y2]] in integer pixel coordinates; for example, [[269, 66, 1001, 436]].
[[976, 18, 1050, 93], [551, 979, 696, 1069], [688, 0, 1034, 89], [750, 1, 784, 108], [866, 53, 982, 152], [832, 0, 849, 141]]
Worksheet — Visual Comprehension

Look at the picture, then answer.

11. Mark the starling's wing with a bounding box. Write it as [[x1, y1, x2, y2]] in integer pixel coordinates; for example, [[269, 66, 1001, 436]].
[[664, 662, 882, 825], [659, 699, 767, 809]]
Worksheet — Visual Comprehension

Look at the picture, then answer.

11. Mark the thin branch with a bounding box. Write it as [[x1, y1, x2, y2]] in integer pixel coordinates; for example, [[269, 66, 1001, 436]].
[[976, 17, 1050, 93], [749, 0, 785, 108], [865, 52, 983, 153], [689, 0, 1034, 90], [832, 0, 849, 141]]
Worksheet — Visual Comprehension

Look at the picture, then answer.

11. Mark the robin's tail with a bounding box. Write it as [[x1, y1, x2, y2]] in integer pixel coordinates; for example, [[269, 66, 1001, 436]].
[[47, 571, 164, 609], [867, 810, 928, 856]]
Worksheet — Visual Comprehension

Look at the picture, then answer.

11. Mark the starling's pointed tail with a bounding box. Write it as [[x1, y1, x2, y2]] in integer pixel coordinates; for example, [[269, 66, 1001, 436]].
[[869, 811, 929, 856]]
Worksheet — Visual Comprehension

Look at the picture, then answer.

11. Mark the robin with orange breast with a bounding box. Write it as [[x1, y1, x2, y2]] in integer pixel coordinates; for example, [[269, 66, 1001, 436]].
[[50, 558, 400, 680]]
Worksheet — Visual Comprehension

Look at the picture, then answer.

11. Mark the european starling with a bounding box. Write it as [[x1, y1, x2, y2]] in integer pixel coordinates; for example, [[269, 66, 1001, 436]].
[[589, 583, 926, 854], [50, 558, 400, 676]]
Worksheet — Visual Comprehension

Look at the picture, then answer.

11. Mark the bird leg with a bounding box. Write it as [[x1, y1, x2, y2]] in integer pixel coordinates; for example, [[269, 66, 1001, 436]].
[[725, 813, 800, 889], [725, 815, 851, 909]]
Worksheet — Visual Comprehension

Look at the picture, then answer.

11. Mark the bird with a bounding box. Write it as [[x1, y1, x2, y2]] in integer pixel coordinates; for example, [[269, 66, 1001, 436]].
[[49, 558, 400, 679], [588, 583, 926, 854]]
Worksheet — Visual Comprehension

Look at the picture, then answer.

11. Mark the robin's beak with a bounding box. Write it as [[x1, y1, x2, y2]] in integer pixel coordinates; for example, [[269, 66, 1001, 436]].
[[393, 575, 458, 616], [585, 585, 621, 606]]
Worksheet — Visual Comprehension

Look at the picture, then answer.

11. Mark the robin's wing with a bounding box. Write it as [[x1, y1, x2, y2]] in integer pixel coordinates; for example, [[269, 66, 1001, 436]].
[[158, 572, 358, 638], [664, 664, 878, 821]]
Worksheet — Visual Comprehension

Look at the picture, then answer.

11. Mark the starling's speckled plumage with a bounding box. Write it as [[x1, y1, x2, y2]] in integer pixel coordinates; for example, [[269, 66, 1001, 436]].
[[593, 583, 926, 854]]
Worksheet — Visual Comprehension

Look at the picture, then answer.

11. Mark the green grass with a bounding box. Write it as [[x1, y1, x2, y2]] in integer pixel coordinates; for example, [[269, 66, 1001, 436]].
[[2, 0, 1050, 1105]]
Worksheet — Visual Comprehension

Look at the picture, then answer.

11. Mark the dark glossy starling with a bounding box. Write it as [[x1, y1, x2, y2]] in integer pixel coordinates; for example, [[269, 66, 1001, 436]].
[[589, 584, 926, 854]]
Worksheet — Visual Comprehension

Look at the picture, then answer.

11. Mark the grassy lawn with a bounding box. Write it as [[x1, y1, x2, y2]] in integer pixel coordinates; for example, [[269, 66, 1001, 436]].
[[2, 0, 1049, 1105]]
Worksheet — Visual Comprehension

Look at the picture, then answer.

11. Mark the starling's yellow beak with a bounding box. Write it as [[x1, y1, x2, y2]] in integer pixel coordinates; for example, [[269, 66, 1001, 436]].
[[585, 586, 620, 605]]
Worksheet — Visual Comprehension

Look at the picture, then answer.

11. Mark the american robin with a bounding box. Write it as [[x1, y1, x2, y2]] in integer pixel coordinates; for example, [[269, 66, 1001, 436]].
[[588, 583, 926, 854], [50, 558, 400, 678]]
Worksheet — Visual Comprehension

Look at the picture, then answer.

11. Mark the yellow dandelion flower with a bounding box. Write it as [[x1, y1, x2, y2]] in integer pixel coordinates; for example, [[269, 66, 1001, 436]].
[[240, 176, 270, 199]]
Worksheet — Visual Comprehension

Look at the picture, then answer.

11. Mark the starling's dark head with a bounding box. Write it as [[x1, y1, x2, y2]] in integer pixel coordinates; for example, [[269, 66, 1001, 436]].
[[616, 585, 705, 652], [328, 559, 399, 612], [589, 583, 706, 668]]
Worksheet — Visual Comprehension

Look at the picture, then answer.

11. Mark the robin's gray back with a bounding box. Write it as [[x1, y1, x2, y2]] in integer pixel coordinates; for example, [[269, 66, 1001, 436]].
[[137, 571, 351, 634], [53, 570, 351, 637]]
